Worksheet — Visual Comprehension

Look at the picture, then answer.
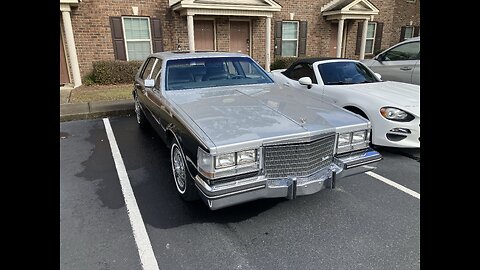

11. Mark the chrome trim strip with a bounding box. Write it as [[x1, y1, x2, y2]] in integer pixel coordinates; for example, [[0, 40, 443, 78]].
[[345, 158, 383, 169], [196, 183, 266, 200]]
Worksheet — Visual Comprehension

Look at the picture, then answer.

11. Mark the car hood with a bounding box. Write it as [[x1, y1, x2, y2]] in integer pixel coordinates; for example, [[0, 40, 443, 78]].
[[334, 81, 420, 116], [167, 83, 368, 151], [360, 59, 376, 67]]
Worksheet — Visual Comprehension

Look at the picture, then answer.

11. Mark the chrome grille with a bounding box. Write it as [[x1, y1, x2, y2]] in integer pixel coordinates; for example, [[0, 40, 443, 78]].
[[263, 135, 336, 179]]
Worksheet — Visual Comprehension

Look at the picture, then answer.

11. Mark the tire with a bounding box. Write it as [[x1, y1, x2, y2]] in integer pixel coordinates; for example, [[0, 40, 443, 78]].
[[134, 95, 148, 128], [170, 140, 199, 201]]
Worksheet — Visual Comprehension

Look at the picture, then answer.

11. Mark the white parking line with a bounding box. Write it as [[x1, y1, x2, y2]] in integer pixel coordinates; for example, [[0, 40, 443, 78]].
[[103, 118, 160, 270], [365, 171, 420, 199]]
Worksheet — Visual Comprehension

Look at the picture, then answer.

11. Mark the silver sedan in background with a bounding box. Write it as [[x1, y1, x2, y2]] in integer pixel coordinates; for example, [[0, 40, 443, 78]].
[[361, 36, 420, 85]]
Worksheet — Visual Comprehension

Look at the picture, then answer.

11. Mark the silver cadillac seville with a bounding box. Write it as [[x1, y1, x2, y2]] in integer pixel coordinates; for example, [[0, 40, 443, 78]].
[[132, 51, 382, 210]]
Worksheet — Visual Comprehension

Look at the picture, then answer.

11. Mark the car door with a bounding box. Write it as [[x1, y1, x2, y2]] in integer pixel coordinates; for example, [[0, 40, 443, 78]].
[[368, 40, 420, 84], [142, 58, 173, 142], [411, 56, 420, 85], [135, 57, 156, 115], [283, 63, 318, 87]]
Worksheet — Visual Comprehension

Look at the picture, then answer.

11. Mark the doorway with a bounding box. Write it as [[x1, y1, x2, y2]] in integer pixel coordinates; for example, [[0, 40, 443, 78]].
[[229, 21, 250, 55], [194, 20, 215, 51]]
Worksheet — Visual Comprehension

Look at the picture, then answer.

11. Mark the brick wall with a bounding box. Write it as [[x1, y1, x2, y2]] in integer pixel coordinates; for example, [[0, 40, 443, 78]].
[[70, 0, 172, 77], [66, 0, 419, 77]]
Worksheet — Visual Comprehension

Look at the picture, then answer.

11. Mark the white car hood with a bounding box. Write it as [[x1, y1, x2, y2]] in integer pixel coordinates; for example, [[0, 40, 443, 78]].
[[336, 81, 420, 116]]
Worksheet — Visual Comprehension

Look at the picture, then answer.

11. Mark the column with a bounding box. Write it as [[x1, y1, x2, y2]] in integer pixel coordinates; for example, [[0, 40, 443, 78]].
[[60, 4, 82, 87], [359, 18, 369, 60], [336, 19, 344, 58], [187, 15, 195, 52], [265, 16, 272, 72]]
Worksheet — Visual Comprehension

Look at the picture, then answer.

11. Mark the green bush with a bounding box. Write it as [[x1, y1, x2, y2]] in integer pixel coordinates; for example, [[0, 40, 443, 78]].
[[90, 60, 143, 85], [82, 73, 95, 86], [270, 57, 301, 70]]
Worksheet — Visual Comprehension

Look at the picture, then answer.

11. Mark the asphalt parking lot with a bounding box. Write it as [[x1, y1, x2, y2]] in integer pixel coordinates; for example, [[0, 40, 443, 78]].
[[60, 115, 420, 270]]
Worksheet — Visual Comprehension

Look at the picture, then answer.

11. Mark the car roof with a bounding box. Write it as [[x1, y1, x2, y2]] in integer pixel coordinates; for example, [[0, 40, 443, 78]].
[[149, 51, 251, 61], [290, 57, 344, 66]]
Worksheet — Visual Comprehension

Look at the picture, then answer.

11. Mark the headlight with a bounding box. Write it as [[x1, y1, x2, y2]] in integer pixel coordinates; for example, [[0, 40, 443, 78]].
[[198, 148, 260, 180], [337, 129, 370, 154], [215, 153, 235, 169], [352, 130, 367, 143], [380, 107, 414, 122], [237, 150, 256, 165], [338, 133, 351, 146]]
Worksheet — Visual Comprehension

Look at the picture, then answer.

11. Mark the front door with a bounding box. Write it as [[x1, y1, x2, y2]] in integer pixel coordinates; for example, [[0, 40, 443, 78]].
[[329, 24, 338, 57], [194, 20, 215, 51], [60, 32, 69, 85], [229, 21, 250, 55]]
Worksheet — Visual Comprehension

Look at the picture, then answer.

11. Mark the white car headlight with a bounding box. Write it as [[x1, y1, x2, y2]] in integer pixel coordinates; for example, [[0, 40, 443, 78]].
[[337, 130, 370, 154], [380, 107, 414, 122], [237, 150, 257, 165], [352, 130, 367, 143], [338, 133, 351, 146], [215, 153, 235, 169], [198, 147, 260, 180]]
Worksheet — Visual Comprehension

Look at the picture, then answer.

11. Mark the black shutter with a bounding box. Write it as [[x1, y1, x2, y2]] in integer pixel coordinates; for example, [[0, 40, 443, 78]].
[[355, 21, 363, 55], [298, 21, 307, 57], [374, 22, 383, 54], [274, 21, 282, 56], [151, 18, 164, 53], [413, 26, 420, 37], [400, 26, 406, 42], [110, 17, 126, 60]]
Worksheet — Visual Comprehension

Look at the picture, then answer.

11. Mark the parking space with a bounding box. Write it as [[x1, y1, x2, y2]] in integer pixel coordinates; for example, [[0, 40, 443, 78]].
[[60, 116, 420, 270]]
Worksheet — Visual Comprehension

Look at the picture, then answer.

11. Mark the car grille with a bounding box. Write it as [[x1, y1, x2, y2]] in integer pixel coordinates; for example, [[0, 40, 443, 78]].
[[263, 134, 336, 179]]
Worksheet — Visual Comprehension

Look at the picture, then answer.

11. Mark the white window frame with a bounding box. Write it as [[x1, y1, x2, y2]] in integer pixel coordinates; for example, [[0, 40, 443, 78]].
[[404, 26, 415, 40], [366, 22, 377, 55], [281, 21, 299, 57], [121, 16, 153, 61]]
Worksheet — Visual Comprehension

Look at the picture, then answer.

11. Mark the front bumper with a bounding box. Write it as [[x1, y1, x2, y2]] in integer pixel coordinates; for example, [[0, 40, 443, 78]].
[[194, 147, 382, 210]]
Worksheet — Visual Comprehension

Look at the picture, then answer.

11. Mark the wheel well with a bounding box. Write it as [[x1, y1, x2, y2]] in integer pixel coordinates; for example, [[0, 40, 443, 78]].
[[166, 129, 175, 147], [344, 106, 368, 120]]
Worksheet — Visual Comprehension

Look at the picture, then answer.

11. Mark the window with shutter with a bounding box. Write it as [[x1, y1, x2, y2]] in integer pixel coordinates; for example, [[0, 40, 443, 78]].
[[281, 21, 299, 57], [122, 17, 153, 61]]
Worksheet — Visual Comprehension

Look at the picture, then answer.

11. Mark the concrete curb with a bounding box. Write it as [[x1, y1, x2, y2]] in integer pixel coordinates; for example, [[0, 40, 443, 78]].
[[60, 99, 134, 122]]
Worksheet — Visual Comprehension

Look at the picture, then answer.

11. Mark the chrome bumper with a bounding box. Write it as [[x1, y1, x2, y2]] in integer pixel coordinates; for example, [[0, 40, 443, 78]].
[[194, 148, 382, 210]]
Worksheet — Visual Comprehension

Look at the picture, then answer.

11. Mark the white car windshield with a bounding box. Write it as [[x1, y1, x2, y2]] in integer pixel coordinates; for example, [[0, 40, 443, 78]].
[[318, 62, 380, 85], [165, 57, 273, 90]]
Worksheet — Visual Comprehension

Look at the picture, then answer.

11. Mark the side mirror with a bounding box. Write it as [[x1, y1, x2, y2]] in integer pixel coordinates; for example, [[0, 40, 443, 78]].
[[374, 73, 382, 80], [298, 77, 313, 89], [144, 79, 155, 88]]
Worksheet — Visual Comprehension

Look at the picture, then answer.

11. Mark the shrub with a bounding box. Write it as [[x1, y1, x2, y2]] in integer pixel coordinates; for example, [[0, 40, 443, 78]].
[[90, 60, 143, 85], [270, 57, 301, 70], [82, 73, 95, 86]]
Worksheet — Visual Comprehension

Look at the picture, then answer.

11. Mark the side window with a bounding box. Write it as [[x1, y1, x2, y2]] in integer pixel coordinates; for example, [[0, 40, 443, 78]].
[[285, 64, 303, 80], [289, 64, 316, 83], [141, 58, 156, 80], [151, 59, 162, 80], [383, 41, 420, 61], [151, 59, 163, 89]]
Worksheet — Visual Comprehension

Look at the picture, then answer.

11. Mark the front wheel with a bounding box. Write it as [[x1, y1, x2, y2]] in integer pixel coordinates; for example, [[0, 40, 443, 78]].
[[170, 141, 199, 201]]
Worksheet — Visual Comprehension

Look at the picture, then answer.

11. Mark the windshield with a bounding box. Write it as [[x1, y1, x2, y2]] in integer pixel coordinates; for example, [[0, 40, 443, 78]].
[[165, 57, 273, 90], [318, 61, 380, 85]]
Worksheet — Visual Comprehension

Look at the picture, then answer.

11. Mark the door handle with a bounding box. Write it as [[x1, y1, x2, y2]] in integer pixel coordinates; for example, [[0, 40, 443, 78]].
[[400, 66, 413, 71]]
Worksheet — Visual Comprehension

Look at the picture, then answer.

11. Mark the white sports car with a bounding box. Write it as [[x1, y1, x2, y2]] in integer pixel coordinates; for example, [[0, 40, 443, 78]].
[[269, 58, 420, 148]]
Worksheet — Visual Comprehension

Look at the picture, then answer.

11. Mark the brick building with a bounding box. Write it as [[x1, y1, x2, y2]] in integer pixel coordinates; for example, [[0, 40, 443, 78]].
[[60, 0, 420, 87]]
